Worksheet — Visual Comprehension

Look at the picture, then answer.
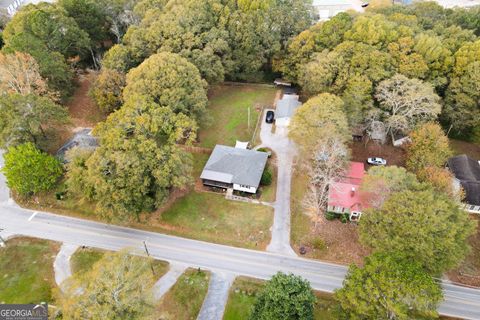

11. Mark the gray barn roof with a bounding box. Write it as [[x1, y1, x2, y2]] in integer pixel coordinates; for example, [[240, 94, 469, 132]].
[[447, 154, 480, 205], [276, 95, 301, 119], [201, 145, 268, 188]]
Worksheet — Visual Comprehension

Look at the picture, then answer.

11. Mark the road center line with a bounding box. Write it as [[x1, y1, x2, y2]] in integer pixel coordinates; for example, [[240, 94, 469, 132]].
[[28, 212, 38, 221]]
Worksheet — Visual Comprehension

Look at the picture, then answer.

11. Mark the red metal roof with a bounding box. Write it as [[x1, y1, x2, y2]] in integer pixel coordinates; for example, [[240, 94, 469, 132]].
[[327, 162, 366, 211]]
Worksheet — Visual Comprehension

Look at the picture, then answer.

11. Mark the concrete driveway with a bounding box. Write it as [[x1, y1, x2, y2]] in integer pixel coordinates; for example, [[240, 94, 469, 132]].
[[257, 109, 297, 256]]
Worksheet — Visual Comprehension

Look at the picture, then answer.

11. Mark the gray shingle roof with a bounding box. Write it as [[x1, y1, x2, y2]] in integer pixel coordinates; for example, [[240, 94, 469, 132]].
[[447, 154, 480, 205], [56, 128, 98, 163], [276, 95, 301, 119], [201, 145, 268, 188]]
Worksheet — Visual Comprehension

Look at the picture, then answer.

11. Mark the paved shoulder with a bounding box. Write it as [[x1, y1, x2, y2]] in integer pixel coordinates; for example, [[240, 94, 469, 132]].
[[197, 272, 235, 320]]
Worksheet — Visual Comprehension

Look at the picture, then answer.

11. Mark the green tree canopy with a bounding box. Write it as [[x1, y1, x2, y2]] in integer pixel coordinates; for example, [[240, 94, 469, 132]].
[[89, 68, 126, 114], [2, 3, 90, 59], [69, 96, 197, 219], [360, 165, 423, 209], [406, 122, 452, 174], [289, 93, 349, 151], [250, 272, 316, 320], [2, 142, 63, 196], [335, 252, 442, 320], [359, 188, 476, 274], [123, 52, 208, 122], [58, 250, 156, 319], [0, 93, 68, 148]]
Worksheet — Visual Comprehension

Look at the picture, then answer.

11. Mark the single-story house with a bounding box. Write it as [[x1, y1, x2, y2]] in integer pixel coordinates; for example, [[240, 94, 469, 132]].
[[447, 154, 480, 214], [200, 145, 268, 193], [313, 0, 353, 21], [327, 162, 366, 221], [275, 94, 301, 127], [56, 128, 98, 163]]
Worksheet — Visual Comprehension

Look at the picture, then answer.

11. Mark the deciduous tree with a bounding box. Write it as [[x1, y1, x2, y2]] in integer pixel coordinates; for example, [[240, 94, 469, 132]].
[[123, 52, 208, 122], [250, 272, 315, 320], [58, 250, 156, 319], [0, 93, 68, 148], [359, 188, 476, 274], [89, 68, 126, 114], [2, 142, 63, 196], [335, 252, 442, 320], [375, 74, 441, 134], [289, 93, 349, 152], [406, 122, 452, 174]]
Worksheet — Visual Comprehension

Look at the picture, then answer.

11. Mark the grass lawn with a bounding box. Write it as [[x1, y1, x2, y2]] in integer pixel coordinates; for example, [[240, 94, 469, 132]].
[[199, 85, 277, 148], [0, 237, 59, 304], [157, 268, 210, 320], [70, 247, 170, 280], [224, 276, 338, 320], [151, 191, 273, 249]]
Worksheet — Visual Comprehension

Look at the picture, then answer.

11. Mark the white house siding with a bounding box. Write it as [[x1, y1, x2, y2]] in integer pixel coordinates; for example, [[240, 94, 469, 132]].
[[233, 184, 257, 194]]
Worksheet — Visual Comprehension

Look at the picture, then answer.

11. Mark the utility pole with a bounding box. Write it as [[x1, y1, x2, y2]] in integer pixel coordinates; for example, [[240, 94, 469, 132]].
[[143, 240, 156, 277]]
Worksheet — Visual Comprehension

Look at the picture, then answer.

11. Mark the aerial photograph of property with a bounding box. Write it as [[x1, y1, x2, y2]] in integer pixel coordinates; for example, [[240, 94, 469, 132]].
[[0, 0, 479, 319]]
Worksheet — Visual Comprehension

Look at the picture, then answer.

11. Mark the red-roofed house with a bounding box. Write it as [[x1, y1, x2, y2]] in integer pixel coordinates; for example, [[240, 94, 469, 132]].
[[327, 162, 367, 221]]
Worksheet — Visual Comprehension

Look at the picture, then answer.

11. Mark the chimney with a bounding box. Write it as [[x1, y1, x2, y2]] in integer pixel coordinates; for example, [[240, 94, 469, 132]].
[[351, 187, 356, 197]]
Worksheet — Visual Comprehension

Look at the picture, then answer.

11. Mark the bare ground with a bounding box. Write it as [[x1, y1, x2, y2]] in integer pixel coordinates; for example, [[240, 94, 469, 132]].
[[349, 140, 406, 169]]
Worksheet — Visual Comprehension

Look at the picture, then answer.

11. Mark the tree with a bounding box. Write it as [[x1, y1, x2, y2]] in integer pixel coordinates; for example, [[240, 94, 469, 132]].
[[359, 188, 476, 274], [289, 93, 349, 152], [123, 52, 208, 122], [89, 68, 126, 114], [250, 272, 315, 320], [58, 250, 156, 319], [0, 52, 53, 98], [2, 142, 63, 196], [406, 122, 452, 174], [0, 93, 69, 148], [2, 3, 90, 59], [302, 136, 349, 220], [360, 165, 422, 209], [416, 166, 458, 198], [2, 34, 75, 98], [71, 96, 197, 219], [444, 40, 480, 140], [98, 0, 138, 43], [375, 74, 441, 134], [335, 252, 442, 320]]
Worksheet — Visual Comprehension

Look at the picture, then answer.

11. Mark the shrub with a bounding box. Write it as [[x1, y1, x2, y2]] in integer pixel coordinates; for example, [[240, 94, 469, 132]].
[[325, 211, 337, 220], [261, 167, 273, 186], [311, 238, 326, 250]]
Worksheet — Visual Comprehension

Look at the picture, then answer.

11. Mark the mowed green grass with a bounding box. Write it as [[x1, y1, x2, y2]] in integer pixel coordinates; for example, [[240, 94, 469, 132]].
[[158, 192, 273, 249], [157, 268, 210, 320], [199, 85, 277, 148], [0, 237, 59, 304], [70, 247, 106, 274], [224, 277, 339, 320]]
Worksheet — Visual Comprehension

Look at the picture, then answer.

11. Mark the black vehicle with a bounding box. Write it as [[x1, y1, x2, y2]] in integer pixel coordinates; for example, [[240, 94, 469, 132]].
[[265, 110, 275, 123]]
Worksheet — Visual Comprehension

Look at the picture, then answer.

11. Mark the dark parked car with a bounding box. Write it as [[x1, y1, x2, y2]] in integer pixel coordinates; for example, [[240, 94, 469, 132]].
[[265, 110, 275, 123]]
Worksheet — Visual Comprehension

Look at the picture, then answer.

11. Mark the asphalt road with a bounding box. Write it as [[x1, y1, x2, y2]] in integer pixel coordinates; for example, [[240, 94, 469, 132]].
[[1, 205, 479, 319]]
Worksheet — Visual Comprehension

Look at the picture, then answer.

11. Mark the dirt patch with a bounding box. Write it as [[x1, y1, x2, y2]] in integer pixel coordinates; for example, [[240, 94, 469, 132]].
[[349, 140, 406, 169], [450, 139, 480, 159], [447, 216, 480, 287], [65, 70, 104, 128]]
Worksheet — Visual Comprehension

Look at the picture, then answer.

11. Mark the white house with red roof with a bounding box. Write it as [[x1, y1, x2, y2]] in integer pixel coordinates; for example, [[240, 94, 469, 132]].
[[327, 162, 367, 221]]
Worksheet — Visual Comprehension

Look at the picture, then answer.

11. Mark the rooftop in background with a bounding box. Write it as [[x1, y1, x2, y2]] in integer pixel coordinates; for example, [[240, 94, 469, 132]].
[[56, 128, 98, 163], [447, 154, 480, 206], [200, 145, 268, 189]]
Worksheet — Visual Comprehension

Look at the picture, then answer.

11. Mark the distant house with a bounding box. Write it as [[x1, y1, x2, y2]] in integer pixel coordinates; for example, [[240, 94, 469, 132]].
[[56, 128, 98, 163], [327, 162, 366, 221], [447, 154, 480, 214], [312, 0, 353, 21], [275, 94, 301, 127], [200, 145, 268, 193]]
